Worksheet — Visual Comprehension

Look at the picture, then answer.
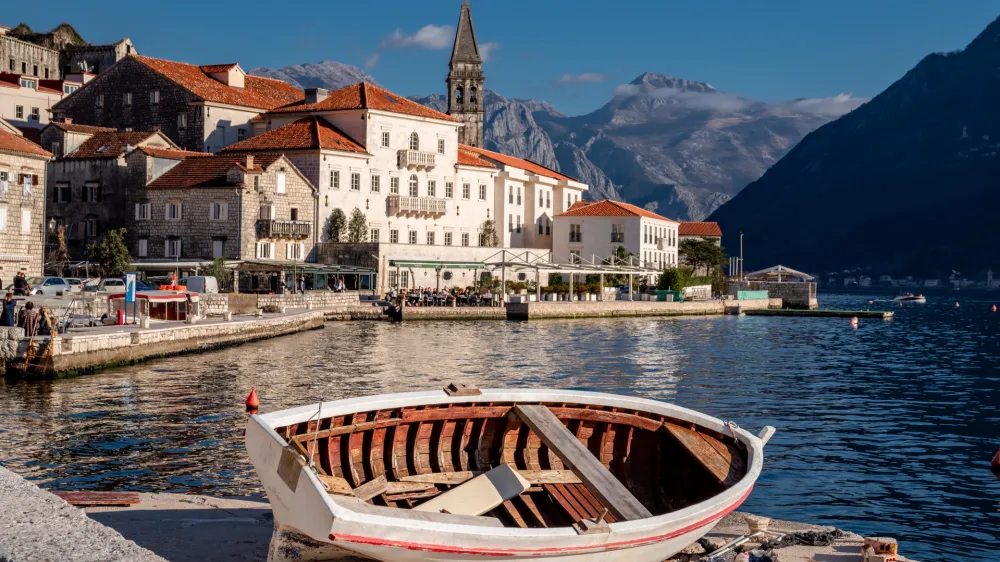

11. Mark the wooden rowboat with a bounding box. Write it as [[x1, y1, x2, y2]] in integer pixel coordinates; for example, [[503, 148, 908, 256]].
[[246, 387, 774, 562]]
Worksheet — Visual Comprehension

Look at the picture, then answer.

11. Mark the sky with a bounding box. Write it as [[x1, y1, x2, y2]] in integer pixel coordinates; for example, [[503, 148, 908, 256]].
[[9, 1, 1000, 116]]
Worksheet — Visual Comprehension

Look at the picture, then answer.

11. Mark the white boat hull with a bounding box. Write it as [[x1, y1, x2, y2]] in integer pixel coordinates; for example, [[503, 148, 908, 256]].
[[247, 389, 766, 562]]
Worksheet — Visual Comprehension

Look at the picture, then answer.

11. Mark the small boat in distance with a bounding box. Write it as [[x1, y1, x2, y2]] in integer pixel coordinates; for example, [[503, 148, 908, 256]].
[[893, 293, 927, 303], [246, 387, 773, 562]]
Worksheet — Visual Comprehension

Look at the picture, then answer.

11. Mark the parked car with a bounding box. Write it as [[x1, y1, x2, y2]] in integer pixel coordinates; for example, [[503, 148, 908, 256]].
[[177, 276, 219, 294], [26, 277, 71, 296], [84, 278, 155, 293], [65, 278, 85, 292]]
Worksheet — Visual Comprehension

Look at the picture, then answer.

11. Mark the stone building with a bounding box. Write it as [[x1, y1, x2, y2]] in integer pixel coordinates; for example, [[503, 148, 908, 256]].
[[125, 151, 316, 270], [39, 121, 187, 259], [446, 1, 485, 148], [0, 30, 133, 80], [0, 118, 51, 277], [50, 55, 303, 153], [60, 39, 135, 76]]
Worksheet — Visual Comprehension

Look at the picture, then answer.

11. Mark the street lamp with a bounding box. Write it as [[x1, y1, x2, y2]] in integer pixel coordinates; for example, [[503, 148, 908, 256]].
[[47, 218, 56, 233]]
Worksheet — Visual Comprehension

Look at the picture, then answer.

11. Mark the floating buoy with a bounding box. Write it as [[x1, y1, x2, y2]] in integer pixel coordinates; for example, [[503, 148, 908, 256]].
[[868, 300, 873, 305], [992, 447, 1000, 474], [956, 302, 961, 308], [245, 386, 260, 411], [993, 305, 997, 312], [899, 302, 903, 308], [850, 316, 859, 327]]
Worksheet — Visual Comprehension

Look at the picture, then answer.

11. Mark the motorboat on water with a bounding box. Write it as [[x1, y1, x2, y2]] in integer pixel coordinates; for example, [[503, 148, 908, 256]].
[[246, 386, 774, 562], [893, 293, 927, 303]]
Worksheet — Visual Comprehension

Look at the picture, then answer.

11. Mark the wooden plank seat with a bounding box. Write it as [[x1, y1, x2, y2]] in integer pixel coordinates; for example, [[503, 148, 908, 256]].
[[414, 464, 530, 516], [400, 469, 581, 486], [513, 405, 653, 521], [663, 421, 746, 487], [334, 496, 504, 527]]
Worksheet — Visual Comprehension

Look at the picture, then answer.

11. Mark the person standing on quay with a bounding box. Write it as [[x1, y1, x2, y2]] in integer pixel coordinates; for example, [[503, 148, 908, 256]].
[[18, 301, 40, 337], [12, 272, 27, 296], [0, 293, 15, 327]]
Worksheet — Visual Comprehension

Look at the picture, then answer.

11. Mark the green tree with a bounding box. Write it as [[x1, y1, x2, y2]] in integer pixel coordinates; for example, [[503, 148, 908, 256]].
[[602, 245, 634, 285], [657, 267, 691, 291], [201, 258, 232, 289], [324, 208, 346, 242], [679, 238, 726, 276], [347, 208, 368, 243], [86, 228, 131, 279], [46, 224, 70, 275], [478, 219, 500, 247]]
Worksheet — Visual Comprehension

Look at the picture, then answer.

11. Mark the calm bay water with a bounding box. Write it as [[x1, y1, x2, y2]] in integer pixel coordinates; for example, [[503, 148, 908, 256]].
[[0, 293, 998, 560]]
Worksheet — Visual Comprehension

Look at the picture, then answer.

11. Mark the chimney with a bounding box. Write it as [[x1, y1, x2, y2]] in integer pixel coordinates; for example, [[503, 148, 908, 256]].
[[245, 154, 254, 170], [304, 88, 328, 104]]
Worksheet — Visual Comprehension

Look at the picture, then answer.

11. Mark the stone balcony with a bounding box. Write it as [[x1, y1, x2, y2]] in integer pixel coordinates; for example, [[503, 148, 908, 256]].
[[397, 149, 436, 170], [387, 195, 447, 218], [257, 219, 312, 239]]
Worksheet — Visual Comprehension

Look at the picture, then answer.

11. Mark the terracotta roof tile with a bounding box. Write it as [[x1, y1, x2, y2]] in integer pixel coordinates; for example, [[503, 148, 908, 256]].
[[0, 128, 51, 158], [148, 154, 282, 189], [220, 117, 367, 154], [461, 144, 576, 182], [679, 222, 722, 237], [199, 63, 239, 73], [134, 55, 303, 110], [556, 199, 677, 222], [457, 147, 495, 168], [134, 146, 211, 159], [47, 122, 116, 134], [269, 82, 456, 122], [0, 72, 63, 94], [64, 131, 159, 159]]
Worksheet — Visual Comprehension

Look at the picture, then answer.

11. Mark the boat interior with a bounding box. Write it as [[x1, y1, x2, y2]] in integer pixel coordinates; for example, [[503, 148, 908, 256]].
[[277, 390, 747, 530]]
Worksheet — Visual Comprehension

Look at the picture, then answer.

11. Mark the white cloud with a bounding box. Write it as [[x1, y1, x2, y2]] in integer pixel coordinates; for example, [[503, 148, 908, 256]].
[[380, 24, 454, 50], [480, 42, 501, 62], [365, 53, 380, 69], [557, 73, 609, 85], [613, 83, 643, 97], [783, 94, 866, 116]]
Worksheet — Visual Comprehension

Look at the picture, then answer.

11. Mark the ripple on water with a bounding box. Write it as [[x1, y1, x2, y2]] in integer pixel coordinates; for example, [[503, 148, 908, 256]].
[[0, 294, 997, 561]]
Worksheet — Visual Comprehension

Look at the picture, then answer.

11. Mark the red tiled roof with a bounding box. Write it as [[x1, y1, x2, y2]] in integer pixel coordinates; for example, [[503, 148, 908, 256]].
[[461, 144, 576, 182], [64, 131, 159, 159], [134, 55, 303, 110], [457, 147, 496, 168], [0, 72, 62, 94], [220, 117, 367, 154], [199, 63, 239, 73], [134, 146, 211, 159], [556, 199, 677, 222], [148, 154, 282, 189], [269, 82, 456, 122], [47, 122, 116, 134], [679, 222, 722, 237], [0, 128, 51, 158]]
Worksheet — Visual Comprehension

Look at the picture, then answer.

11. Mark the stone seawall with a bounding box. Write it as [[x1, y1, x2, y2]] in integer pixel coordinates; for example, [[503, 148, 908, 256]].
[[401, 306, 506, 321], [507, 298, 778, 320], [9, 311, 324, 377]]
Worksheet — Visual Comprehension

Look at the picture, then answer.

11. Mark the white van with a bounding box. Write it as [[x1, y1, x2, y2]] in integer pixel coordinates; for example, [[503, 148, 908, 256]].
[[177, 276, 219, 294]]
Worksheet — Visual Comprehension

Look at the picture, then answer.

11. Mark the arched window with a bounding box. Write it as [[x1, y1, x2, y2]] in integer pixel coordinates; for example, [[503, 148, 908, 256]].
[[470, 87, 477, 104], [455, 87, 464, 104], [409, 132, 419, 151], [408, 174, 418, 197]]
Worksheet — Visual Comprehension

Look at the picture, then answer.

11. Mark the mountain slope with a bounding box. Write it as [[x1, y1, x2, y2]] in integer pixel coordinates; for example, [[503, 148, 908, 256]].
[[7, 23, 88, 49], [708, 16, 1000, 276], [248, 61, 378, 91]]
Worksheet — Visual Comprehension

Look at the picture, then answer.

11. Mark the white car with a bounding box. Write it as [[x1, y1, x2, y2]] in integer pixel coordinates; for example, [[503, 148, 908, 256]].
[[65, 278, 85, 293], [83, 278, 127, 293], [27, 277, 71, 296]]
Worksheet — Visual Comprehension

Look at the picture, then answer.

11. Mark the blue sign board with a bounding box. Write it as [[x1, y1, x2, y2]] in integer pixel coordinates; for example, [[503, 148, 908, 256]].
[[125, 272, 137, 304]]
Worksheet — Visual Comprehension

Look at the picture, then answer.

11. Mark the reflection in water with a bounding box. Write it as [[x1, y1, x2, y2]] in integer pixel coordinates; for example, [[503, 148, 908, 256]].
[[0, 294, 998, 561]]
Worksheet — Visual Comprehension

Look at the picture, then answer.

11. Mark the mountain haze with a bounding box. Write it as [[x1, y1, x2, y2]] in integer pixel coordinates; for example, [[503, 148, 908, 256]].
[[708, 16, 1000, 276]]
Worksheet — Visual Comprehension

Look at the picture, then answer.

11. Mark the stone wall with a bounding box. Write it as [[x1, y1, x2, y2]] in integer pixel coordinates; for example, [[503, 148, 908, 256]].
[[258, 291, 360, 309], [727, 280, 817, 310], [401, 306, 505, 321], [0, 35, 59, 80], [60, 39, 134, 76], [200, 294, 229, 316], [0, 150, 48, 277]]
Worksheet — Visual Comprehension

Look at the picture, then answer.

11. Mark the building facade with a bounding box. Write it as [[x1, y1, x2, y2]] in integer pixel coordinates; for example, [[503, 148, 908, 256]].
[[678, 221, 722, 275], [0, 71, 85, 131], [40, 122, 184, 258], [50, 56, 303, 152], [446, 1, 485, 148], [0, 30, 132, 80], [0, 119, 51, 277], [552, 200, 679, 274], [125, 151, 316, 266]]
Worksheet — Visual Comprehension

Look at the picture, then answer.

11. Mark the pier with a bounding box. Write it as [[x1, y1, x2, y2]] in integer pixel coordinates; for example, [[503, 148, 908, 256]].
[[744, 309, 893, 319], [506, 297, 781, 320]]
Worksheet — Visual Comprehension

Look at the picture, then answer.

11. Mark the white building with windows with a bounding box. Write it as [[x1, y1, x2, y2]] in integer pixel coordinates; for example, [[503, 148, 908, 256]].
[[552, 200, 679, 276], [0, 71, 85, 131], [221, 82, 589, 291]]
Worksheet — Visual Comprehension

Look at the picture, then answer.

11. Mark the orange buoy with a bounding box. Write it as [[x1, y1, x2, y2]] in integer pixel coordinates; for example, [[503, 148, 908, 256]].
[[993, 305, 997, 312], [899, 302, 903, 308], [868, 300, 873, 305], [992, 447, 1000, 474], [850, 316, 859, 327], [956, 302, 960, 308], [245, 386, 260, 411]]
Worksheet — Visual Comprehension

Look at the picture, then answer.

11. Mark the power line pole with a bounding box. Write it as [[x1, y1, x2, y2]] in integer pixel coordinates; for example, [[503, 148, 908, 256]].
[[739, 231, 744, 280]]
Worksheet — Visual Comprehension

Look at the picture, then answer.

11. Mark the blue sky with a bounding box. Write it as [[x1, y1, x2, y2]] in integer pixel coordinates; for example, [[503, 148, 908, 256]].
[[10, 1, 1000, 116]]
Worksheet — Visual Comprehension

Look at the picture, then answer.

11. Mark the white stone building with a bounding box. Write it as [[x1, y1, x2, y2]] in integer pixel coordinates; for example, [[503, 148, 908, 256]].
[[552, 200, 679, 278], [0, 71, 84, 131]]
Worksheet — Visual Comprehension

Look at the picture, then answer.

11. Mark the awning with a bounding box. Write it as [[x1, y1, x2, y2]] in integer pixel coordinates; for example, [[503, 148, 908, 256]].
[[238, 260, 376, 275], [388, 260, 485, 269]]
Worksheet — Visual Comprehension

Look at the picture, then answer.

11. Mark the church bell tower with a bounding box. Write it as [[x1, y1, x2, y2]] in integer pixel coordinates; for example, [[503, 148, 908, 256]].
[[446, 1, 484, 148]]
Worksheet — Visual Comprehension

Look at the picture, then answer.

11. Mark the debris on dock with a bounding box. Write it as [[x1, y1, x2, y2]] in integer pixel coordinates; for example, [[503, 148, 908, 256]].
[[53, 491, 141, 507]]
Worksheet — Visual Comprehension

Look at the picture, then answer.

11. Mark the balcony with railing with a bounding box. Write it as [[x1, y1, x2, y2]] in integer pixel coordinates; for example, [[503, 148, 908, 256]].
[[397, 149, 436, 170], [257, 219, 312, 239], [387, 195, 447, 218]]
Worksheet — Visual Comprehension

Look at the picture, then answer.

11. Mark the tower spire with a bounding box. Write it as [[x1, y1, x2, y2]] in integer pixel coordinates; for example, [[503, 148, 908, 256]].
[[446, 1, 485, 148]]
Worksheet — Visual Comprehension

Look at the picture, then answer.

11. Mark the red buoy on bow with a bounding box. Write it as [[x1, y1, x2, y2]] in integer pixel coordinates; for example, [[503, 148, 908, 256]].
[[245, 386, 259, 412], [991, 447, 1000, 474]]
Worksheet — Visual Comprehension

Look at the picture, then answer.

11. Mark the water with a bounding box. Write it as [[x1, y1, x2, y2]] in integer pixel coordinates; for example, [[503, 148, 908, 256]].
[[0, 293, 998, 560]]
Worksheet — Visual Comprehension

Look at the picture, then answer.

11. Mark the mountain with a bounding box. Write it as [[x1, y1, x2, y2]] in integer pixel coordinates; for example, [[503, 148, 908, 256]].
[[248, 61, 378, 91], [708, 16, 1000, 276], [534, 72, 862, 220], [249, 61, 857, 220], [7, 23, 88, 49]]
